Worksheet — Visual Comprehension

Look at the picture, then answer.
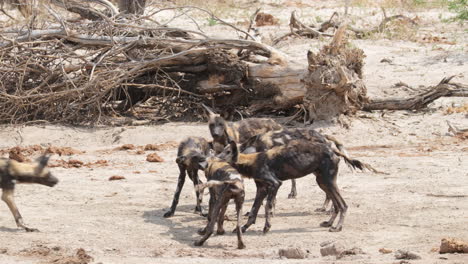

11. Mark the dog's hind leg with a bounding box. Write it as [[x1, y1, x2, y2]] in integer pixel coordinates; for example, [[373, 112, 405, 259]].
[[2, 189, 38, 232], [328, 182, 347, 232], [317, 157, 345, 231], [216, 196, 229, 235], [164, 164, 187, 218], [195, 188, 230, 247], [316, 174, 339, 228], [315, 194, 334, 213], [190, 169, 205, 216], [287, 179, 297, 199], [235, 192, 246, 249]]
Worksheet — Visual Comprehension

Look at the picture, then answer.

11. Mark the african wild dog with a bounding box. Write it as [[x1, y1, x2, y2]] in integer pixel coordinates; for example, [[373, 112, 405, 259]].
[[240, 127, 350, 207], [202, 104, 301, 200], [163, 137, 213, 218], [194, 156, 245, 249], [221, 135, 374, 233], [202, 104, 283, 148], [0, 156, 58, 232]]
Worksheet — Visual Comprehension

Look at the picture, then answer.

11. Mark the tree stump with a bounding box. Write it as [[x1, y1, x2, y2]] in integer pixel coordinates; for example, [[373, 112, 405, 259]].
[[303, 25, 368, 121]]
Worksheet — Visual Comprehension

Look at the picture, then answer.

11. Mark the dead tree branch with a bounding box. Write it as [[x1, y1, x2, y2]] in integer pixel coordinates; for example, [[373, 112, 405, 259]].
[[364, 77, 467, 111]]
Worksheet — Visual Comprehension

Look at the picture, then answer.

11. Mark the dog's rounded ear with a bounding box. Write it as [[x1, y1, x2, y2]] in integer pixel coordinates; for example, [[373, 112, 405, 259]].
[[37, 155, 50, 167], [198, 159, 208, 170], [175, 156, 186, 164], [195, 155, 208, 170], [201, 104, 218, 119]]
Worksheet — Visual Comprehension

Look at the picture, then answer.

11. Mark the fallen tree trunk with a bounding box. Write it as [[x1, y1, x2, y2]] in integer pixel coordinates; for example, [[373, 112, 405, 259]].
[[363, 77, 468, 111]]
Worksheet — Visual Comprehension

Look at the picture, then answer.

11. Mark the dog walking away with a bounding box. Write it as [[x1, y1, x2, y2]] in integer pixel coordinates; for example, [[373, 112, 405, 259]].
[[202, 104, 282, 149], [164, 137, 212, 218], [222, 136, 375, 234], [240, 127, 352, 205], [194, 156, 245, 249], [0, 156, 58, 232]]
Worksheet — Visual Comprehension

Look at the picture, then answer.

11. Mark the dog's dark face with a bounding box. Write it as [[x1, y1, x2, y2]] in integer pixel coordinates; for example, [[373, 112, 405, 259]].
[[203, 104, 227, 141], [217, 140, 242, 164], [176, 151, 209, 171], [209, 116, 227, 140], [9, 156, 58, 187]]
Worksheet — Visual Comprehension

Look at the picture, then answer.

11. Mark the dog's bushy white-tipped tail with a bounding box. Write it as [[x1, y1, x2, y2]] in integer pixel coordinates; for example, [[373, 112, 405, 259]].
[[333, 149, 383, 174]]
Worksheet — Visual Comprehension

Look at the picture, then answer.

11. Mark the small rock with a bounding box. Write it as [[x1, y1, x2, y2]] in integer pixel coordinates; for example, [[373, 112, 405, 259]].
[[0, 248, 7, 254], [278, 248, 308, 259], [338, 247, 365, 259], [439, 237, 468, 254], [395, 249, 421, 260], [68, 159, 84, 168], [255, 12, 279, 27], [119, 144, 135, 150], [380, 58, 393, 64], [109, 175, 125, 181], [320, 241, 345, 257], [379, 248, 393, 254], [392, 81, 409, 88], [153, 248, 165, 257], [52, 246, 61, 251], [76, 248, 93, 263], [395, 260, 410, 264], [320, 240, 334, 247], [135, 150, 145, 155], [144, 144, 160, 151], [147, 153, 164, 162]]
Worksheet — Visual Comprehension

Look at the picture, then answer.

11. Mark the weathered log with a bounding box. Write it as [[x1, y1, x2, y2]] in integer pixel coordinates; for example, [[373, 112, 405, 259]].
[[319, 12, 418, 38], [363, 77, 468, 111], [51, 0, 119, 20]]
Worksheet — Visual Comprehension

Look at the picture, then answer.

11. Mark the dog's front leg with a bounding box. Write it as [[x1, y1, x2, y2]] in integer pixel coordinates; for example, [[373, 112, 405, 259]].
[[164, 164, 187, 218], [2, 189, 38, 232], [263, 178, 282, 234], [241, 182, 268, 233]]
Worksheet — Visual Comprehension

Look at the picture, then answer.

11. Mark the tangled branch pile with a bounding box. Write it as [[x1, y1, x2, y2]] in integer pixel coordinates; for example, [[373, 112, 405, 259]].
[[1, 2, 464, 125], [0, 3, 285, 124]]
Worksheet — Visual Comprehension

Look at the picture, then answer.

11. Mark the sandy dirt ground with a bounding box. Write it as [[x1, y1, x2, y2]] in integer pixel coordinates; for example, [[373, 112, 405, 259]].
[[0, 0, 467, 263]]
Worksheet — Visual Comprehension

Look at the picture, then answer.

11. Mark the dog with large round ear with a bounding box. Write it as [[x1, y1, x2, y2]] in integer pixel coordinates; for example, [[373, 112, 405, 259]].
[[201, 104, 219, 119], [34, 155, 51, 176], [1, 154, 58, 232], [202, 104, 227, 141], [216, 130, 240, 164]]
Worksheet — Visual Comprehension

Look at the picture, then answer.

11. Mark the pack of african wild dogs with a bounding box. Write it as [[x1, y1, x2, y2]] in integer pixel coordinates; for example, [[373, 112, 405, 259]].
[[0, 104, 379, 250]]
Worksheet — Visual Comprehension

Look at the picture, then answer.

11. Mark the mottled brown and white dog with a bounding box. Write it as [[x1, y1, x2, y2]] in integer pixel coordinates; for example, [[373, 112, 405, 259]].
[[194, 156, 245, 249], [0, 156, 58, 232], [202, 104, 282, 149], [220, 135, 374, 233], [164, 137, 213, 218]]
